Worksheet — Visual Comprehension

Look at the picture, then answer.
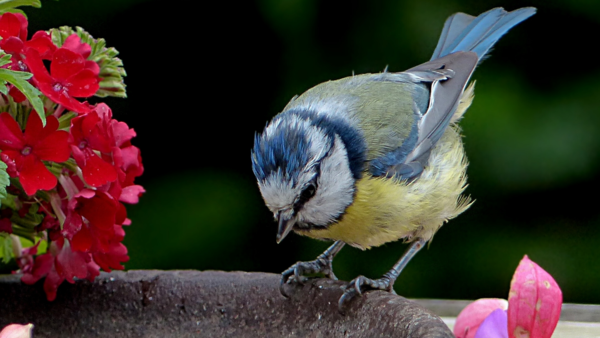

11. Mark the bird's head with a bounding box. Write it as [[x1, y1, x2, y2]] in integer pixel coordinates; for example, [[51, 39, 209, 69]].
[[251, 112, 357, 243]]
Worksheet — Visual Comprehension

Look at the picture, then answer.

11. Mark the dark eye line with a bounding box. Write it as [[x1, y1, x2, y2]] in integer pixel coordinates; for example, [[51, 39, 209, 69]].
[[293, 180, 318, 214], [292, 158, 324, 214]]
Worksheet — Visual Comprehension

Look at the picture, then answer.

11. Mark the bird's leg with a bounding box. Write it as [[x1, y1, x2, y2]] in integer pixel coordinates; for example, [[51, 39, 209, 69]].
[[338, 238, 426, 311], [280, 240, 345, 297]]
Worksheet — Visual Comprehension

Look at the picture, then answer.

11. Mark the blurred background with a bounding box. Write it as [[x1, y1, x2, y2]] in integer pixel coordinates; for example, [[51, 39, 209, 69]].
[[20, 0, 600, 304]]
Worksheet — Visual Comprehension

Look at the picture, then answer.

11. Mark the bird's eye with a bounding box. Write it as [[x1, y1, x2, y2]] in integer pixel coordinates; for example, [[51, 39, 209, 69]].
[[301, 184, 316, 201], [294, 183, 317, 213]]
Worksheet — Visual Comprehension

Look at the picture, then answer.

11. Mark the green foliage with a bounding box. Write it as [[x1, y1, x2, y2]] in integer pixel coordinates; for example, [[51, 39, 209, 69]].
[[57, 111, 77, 130], [0, 69, 45, 122], [10, 202, 42, 241], [0, 234, 13, 264], [0, 161, 8, 208], [0, 0, 40, 14], [0, 51, 45, 124], [50, 26, 127, 98]]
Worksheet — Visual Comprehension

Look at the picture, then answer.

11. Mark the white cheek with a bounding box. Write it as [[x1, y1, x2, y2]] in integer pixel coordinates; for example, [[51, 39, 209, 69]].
[[299, 135, 355, 225]]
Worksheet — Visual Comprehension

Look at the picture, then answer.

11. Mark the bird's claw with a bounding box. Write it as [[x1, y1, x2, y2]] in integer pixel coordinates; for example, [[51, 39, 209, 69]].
[[279, 257, 337, 298], [338, 275, 395, 312]]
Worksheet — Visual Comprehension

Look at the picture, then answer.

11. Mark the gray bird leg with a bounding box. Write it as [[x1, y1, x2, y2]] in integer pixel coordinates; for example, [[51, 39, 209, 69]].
[[338, 237, 426, 311], [280, 240, 345, 297]]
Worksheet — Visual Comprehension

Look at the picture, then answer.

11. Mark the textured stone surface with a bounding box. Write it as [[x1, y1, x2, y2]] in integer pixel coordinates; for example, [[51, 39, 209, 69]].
[[0, 270, 453, 337]]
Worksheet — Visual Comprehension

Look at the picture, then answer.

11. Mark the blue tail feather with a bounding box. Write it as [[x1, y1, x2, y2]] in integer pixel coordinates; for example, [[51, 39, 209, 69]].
[[431, 7, 536, 61]]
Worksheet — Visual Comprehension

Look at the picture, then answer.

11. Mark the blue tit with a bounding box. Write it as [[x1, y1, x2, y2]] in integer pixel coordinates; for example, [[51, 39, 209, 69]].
[[251, 7, 536, 308]]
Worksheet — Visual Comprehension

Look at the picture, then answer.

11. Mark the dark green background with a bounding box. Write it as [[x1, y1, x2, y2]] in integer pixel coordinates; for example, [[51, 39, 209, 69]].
[[21, 0, 600, 304]]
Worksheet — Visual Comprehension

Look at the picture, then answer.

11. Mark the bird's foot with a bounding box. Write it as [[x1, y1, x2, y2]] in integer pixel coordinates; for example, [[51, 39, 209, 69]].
[[280, 256, 337, 297], [338, 273, 396, 312]]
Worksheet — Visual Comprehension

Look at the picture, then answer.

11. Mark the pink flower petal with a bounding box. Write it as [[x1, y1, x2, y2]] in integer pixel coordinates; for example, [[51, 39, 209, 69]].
[[454, 298, 509, 338], [474, 309, 508, 338], [86, 259, 100, 281], [61, 34, 91, 58], [0, 323, 34, 338], [508, 255, 562, 338], [74, 188, 96, 199], [42, 265, 63, 301], [21, 253, 53, 285], [120, 185, 145, 204], [93, 241, 128, 272], [55, 241, 89, 283]]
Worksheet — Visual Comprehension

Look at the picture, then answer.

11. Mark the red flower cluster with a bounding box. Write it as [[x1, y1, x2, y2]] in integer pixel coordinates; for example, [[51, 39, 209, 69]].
[[0, 13, 143, 301]]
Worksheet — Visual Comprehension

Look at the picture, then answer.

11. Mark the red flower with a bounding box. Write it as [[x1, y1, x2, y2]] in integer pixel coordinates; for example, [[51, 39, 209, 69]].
[[66, 190, 118, 253], [61, 35, 99, 76], [20, 238, 95, 301], [0, 12, 28, 55], [0, 13, 55, 67], [24, 47, 99, 114], [93, 240, 129, 272], [62, 34, 91, 59], [0, 113, 70, 196], [70, 110, 117, 187], [24, 31, 57, 60], [96, 103, 145, 202], [0, 12, 30, 102]]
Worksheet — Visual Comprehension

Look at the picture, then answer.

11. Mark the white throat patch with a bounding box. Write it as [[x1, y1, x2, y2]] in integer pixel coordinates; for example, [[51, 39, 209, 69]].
[[297, 134, 355, 225]]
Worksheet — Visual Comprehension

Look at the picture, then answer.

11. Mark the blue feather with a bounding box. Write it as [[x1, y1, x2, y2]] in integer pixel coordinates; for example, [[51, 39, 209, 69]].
[[432, 7, 536, 60], [252, 109, 366, 185]]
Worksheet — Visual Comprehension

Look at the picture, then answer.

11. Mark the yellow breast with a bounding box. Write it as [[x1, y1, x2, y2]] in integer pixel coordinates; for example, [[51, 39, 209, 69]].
[[298, 126, 472, 249]]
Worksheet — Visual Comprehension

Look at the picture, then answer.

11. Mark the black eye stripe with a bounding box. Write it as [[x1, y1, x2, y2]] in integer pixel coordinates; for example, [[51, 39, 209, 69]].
[[300, 184, 316, 200], [293, 182, 318, 213]]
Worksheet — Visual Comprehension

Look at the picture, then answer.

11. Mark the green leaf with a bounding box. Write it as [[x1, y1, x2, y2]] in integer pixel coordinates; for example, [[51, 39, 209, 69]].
[[0, 68, 45, 125], [0, 0, 41, 13], [18, 236, 47, 255], [0, 161, 8, 208], [50, 26, 127, 98], [0, 53, 12, 68], [0, 235, 13, 264], [1, 193, 16, 211], [58, 111, 77, 130], [0, 161, 10, 206], [11, 203, 43, 229]]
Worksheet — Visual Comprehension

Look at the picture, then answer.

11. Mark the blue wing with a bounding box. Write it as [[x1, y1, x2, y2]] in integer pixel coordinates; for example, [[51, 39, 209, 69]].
[[370, 7, 535, 181]]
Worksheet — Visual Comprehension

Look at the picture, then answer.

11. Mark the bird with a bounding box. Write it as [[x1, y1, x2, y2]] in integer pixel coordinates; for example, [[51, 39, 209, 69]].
[[251, 7, 536, 309]]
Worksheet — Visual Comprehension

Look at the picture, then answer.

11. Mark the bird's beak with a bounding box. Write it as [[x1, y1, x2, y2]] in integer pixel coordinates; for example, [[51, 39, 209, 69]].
[[276, 211, 296, 244]]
